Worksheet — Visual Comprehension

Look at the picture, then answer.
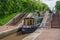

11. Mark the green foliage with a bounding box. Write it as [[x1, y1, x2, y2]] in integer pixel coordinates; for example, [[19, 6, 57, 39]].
[[0, 13, 18, 25], [0, 0, 49, 25], [0, 0, 49, 16], [55, 1, 60, 10]]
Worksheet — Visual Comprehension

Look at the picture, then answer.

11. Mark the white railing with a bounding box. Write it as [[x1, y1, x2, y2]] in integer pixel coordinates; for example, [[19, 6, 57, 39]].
[[39, 11, 50, 29]]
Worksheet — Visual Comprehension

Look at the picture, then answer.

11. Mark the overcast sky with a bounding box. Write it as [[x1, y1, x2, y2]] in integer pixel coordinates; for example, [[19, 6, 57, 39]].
[[40, 0, 58, 10]]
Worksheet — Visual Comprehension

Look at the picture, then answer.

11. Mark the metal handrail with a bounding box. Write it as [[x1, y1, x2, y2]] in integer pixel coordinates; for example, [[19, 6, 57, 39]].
[[38, 11, 50, 29]]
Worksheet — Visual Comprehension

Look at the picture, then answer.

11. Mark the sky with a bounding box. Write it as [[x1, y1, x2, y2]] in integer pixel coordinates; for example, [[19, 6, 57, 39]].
[[40, 0, 58, 10]]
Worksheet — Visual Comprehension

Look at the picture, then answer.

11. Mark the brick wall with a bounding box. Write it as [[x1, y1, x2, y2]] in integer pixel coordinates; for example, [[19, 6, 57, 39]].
[[51, 11, 60, 28]]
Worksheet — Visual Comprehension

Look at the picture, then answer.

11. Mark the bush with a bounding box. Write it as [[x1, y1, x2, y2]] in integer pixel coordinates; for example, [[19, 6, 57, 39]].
[[0, 0, 49, 17], [55, 1, 60, 11]]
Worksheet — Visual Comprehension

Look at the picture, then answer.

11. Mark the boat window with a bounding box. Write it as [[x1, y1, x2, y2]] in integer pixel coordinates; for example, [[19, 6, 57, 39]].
[[24, 18, 35, 26]]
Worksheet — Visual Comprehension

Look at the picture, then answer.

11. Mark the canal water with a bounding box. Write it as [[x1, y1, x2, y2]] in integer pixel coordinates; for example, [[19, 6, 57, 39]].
[[0, 33, 29, 40]]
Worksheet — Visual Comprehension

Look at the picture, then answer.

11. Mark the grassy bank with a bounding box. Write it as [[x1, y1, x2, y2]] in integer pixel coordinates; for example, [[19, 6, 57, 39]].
[[0, 13, 18, 26]]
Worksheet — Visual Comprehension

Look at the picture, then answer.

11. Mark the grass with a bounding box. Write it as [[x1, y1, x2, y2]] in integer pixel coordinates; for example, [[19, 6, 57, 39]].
[[0, 13, 18, 26]]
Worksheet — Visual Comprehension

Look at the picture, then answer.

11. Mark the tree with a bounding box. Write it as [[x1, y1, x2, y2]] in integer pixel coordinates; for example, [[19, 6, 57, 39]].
[[55, 1, 60, 11], [0, 0, 49, 17]]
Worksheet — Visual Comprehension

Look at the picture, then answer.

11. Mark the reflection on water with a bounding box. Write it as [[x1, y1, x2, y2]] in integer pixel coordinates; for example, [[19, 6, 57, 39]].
[[1, 33, 29, 40]]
